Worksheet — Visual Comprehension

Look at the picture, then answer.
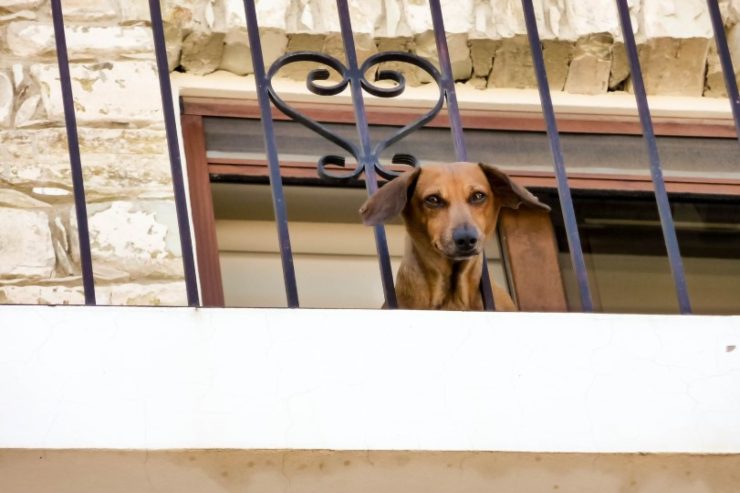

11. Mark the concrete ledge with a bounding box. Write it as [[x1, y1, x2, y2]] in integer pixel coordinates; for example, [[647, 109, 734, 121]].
[[1, 305, 738, 453]]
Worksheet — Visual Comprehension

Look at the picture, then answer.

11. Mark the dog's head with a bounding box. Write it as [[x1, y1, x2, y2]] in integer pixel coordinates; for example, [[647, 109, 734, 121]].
[[360, 162, 550, 260]]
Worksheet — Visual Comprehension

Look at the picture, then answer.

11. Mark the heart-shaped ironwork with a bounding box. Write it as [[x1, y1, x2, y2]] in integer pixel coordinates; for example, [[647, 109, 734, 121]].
[[266, 50, 444, 182]]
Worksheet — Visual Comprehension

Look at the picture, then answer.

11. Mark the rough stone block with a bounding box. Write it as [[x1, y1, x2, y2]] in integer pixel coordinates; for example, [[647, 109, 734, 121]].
[[629, 37, 710, 97], [0, 207, 55, 279], [0, 128, 173, 199], [447, 33, 473, 81], [410, 31, 438, 85], [6, 22, 154, 59], [0, 285, 85, 305], [180, 30, 225, 75], [165, 23, 184, 71], [609, 42, 630, 90], [705, 24, 740, 97], [32, 61, 164, 125], [219, 30, 252, 75], [470, 39, 500, 79], [376, 36, 428, 87], [218, 27, 287, 76], [488, 36, 536, 89], [542, 40, 573, 91], [279, 33, 326, 81], [565, 33, 613, 95], [323, 32, 376, 69], [71, 201, 184, 281]]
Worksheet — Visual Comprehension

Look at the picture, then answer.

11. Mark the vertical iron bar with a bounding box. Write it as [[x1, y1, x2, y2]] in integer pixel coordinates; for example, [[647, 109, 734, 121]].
[[243, 0, 300, 307], [429, 0, 496, 311], [50, 0, 96, 305], [148, 0, 200, 306], [706, 0, 740, 142], [520, 0, 593, 312], [615, 0, 692, 314], [336, 0, 398, 308]]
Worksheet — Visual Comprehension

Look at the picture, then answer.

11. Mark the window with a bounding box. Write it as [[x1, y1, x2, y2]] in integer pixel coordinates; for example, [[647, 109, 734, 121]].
[[181, 97, 739, 314]]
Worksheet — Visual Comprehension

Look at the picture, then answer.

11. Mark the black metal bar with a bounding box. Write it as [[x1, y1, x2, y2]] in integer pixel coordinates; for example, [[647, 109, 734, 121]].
[[615, 0, 692, 314], [429, 0, 496, 311], [148, 0, 200, 307], [50, 0, 96, 306], [336, 0, 398, 308], [520, 0, 594, 312], [243, 0, 300, 307], [706, 0, 740, 142]]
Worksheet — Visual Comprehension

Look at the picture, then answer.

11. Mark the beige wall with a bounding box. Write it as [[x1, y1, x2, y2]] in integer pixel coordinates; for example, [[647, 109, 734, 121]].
[[2, 449, 739, 493]]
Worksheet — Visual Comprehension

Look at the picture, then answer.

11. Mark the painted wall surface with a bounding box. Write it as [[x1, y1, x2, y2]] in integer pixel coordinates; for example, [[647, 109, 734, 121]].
[[1, 305, 738, 453]]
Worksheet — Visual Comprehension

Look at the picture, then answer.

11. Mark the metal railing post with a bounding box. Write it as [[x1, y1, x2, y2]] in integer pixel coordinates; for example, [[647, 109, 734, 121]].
[[50, 0, 96, 305], [243, 0, 300, 307], [429, 0, 496, 310], [520, 0, 594, 311], [148, 0, 201, 306], [615, 0, 692, 313]]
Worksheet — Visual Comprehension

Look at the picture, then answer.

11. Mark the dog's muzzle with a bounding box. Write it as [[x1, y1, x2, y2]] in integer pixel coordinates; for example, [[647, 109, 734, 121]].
[[450, 225, 480, 258]]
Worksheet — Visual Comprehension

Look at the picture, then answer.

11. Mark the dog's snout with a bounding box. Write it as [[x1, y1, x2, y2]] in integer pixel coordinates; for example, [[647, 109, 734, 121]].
[[452, 226, 479, 253]]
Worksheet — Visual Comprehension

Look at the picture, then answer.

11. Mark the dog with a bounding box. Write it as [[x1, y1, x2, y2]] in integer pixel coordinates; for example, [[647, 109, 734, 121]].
[[359, 162, 550, 311]]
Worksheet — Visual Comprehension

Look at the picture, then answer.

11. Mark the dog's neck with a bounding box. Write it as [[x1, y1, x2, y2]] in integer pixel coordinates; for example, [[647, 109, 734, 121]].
[[396, 238, 484, 310]]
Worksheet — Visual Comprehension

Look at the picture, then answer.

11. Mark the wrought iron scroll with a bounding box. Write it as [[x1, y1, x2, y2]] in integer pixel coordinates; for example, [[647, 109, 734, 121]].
[[265, 51, 444, 182]]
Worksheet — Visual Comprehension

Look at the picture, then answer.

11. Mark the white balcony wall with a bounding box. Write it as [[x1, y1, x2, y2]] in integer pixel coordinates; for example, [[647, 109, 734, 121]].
[[1, 305, 738, 453]]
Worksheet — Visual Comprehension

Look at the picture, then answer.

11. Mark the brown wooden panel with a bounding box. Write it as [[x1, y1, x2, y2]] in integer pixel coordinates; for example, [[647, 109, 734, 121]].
[[181, 114, 225, 307], [499, 209, 568, 312], [183, 97, 737, 138]]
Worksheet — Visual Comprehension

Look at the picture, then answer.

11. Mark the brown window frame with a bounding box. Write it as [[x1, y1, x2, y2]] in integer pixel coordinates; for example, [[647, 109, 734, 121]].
[[180, 96, 740, 310]]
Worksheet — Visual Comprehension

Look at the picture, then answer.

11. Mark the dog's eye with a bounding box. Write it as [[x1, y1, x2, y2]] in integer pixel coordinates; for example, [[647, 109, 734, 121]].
[[469, 191, 487, 204], [424, 194, 444, 208]]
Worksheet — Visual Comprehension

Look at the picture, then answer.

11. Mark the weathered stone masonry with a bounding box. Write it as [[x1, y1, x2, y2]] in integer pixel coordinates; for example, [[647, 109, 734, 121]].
[[0, 0, 738, 305], [1, 0, 185, 305]]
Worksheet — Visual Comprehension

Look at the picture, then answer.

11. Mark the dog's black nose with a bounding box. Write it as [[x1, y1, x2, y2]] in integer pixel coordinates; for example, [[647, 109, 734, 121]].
[[452, 227, 478, 252]]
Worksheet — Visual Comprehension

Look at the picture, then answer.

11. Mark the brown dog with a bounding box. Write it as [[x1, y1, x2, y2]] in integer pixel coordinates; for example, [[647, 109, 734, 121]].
[[360, 162, 550, 310]]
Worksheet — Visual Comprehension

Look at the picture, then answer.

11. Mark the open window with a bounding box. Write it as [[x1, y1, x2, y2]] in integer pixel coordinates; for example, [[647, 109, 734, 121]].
[[181, 97, 740, 314]]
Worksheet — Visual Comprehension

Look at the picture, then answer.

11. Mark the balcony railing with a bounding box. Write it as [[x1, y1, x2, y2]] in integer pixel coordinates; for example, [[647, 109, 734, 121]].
[[46, 0, 740, 312]]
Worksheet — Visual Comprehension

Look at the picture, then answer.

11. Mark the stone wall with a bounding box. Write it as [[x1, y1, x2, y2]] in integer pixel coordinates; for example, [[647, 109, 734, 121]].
[[0, 0, 186, 305], [0, 0, 738, 306], [168, 0, 740, 97]]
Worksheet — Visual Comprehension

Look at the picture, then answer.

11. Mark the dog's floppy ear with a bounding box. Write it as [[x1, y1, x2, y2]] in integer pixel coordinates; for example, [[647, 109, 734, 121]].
[[479, 162, 550, 211], [359, 167, 422, 226]]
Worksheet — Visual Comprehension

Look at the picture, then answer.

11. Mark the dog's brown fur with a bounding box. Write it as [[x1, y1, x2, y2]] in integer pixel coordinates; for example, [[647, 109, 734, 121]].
[[360, 162, 550, 310]]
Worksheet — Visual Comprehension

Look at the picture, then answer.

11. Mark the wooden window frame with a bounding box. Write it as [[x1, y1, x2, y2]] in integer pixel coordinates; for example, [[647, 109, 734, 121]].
[[180, 97, 740, 310]]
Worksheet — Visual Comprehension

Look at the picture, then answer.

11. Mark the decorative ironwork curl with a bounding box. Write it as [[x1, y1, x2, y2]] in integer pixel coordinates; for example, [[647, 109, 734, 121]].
[[266, 50, 444, 183]]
